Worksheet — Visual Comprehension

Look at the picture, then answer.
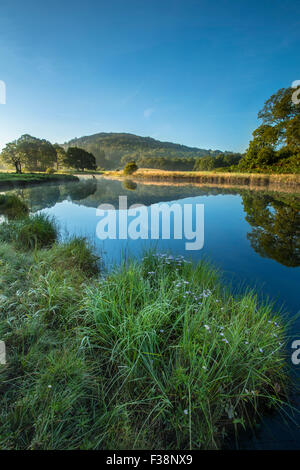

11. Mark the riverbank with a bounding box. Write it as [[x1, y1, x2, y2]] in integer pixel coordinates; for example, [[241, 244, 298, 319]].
[[0, 172, 79, 190], [0, 204, 289, 449], [104, 169, 300, 192]]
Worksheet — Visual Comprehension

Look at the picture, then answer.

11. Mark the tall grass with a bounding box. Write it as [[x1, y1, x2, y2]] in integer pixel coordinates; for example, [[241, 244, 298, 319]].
[[0, 239, 289, 450], [0, 213, 57, 250]]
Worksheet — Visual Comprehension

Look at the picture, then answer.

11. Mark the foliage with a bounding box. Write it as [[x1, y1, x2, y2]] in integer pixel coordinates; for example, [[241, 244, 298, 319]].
[[65, 147, 97, 171], [0, 141, 25, 174], [123, 161, 138, 175], [240, 86, 300, 172], [0, 135, 57, 173], [134, 156, 196, 171], [194, 154, 242, 171], [53, 144, 68, 170]]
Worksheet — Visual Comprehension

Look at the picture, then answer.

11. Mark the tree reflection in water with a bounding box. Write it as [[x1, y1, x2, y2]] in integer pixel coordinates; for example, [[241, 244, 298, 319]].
[[4, 180, 300, 268], [241, 191, 300, 267]]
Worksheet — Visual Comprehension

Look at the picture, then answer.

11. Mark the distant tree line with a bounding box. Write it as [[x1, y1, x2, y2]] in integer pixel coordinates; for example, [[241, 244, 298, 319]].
[[0, 135, 97, 173], [120, 153, 242, 172], [193, 153, 242, 171]]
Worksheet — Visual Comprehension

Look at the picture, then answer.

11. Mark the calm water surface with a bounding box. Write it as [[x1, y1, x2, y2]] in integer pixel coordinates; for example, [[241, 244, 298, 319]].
[[4, 176, 300, 449]]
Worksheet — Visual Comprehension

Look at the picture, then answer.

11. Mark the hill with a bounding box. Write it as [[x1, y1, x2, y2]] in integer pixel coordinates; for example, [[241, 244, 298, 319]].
[[63, 132, 229, 169]]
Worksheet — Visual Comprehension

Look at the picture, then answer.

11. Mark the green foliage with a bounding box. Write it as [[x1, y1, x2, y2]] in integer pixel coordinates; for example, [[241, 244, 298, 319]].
[[240, 85, 300, 172], [64, 132, 228, 170], [65, 147, 97, 171], [0, 141, 25, 173], [136, 156, 197, 171], [0, 213, 57, 250], [53, 144, 68, 170], [0, 236, 289, 449], [123, 161, 138, 175], [0, 194, 29, 219], [194, 153, 242, 171], [0, 135, 57, 173], [194, 156, 215, 171]]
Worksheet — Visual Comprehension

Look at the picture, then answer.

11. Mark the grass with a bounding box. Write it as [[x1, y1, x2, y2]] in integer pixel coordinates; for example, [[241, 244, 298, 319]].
[[0, 226, 290, 449], [0, 194, 29, 219], [0, 172, 79, 189], [104, 168, 300, 191], [0, 213, 58, 250]]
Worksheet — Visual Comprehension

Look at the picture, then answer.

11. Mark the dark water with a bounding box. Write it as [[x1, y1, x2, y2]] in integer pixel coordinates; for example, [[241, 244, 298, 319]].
[[4, 176, 300, 449]]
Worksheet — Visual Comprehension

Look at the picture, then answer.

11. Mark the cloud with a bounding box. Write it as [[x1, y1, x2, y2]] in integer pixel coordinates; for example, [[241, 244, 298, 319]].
[[143, 107, 155, 118]]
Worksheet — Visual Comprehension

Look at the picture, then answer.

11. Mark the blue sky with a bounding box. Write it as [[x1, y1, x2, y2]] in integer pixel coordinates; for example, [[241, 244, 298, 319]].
[[0, 0, 299, 152]]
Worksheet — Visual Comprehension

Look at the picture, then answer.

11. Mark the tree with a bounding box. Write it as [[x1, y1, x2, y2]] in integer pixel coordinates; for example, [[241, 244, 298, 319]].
[[0, 141, 25, 173], [65, 147, 97, 171], [53, 144, 68, 170], [17, 134, 57, 171], [240, 85, 300, 171], [194, 156, 215, 171], [0, 135, 57, 173], [123, 161, 138, 175]]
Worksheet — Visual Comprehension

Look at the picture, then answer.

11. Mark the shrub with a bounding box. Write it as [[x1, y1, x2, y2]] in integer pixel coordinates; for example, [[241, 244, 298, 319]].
[[123, 161, 138, 175]]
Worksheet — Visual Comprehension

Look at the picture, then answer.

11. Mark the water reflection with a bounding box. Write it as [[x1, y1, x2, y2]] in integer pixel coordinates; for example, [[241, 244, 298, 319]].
[[4, 178, 300, 268], [241, 192, 300, 267]]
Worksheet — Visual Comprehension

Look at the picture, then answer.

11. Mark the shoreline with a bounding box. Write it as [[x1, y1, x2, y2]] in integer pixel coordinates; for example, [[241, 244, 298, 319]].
[[103, 169, 300, 193], [0, 173, 79, 190]]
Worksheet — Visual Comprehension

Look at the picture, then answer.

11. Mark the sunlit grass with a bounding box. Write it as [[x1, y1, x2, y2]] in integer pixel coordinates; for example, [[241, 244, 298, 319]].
[[0, 237, 290, 449], [104, 168, 300, 190]]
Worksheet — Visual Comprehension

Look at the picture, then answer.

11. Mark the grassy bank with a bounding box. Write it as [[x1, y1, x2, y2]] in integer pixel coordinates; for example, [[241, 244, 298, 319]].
[[0, 207, 290, 449], [0, 172, 79, 190], [105, 169, 300, 191]]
